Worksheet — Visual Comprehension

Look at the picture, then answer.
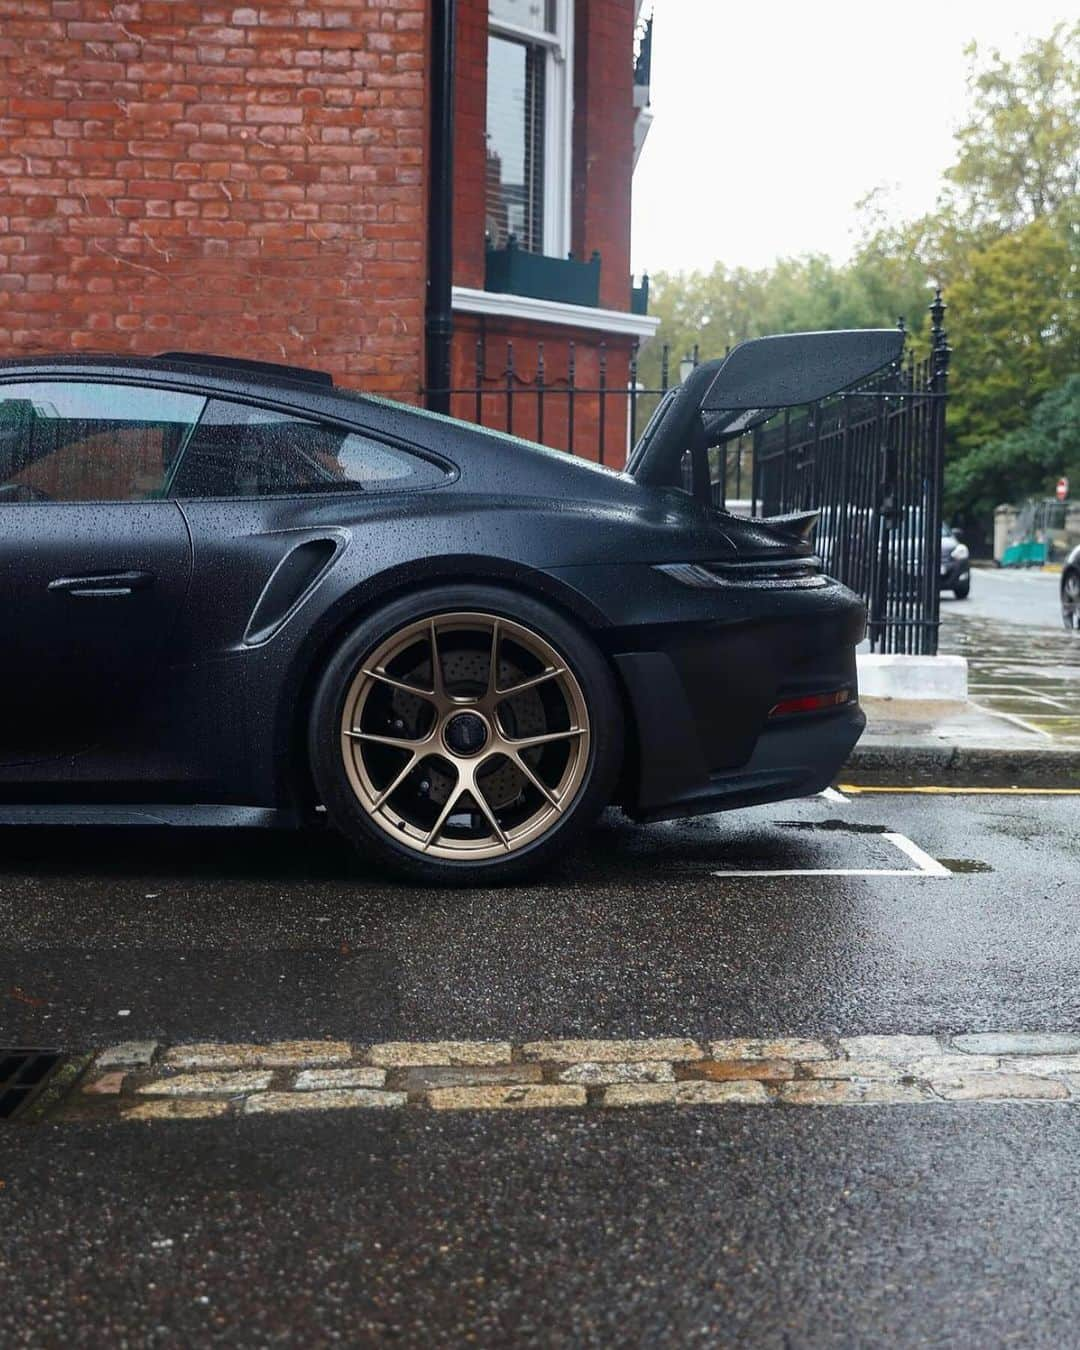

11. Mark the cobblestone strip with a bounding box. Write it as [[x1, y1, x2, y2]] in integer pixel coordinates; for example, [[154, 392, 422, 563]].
[[56, 1034, 1080, 1121]]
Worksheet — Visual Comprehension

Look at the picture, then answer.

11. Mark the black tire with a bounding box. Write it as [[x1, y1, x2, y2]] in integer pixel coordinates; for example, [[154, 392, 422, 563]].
[[1063, 570, 1080, 633], [953, 576, 970, 599], [307, 584, 623, 885]]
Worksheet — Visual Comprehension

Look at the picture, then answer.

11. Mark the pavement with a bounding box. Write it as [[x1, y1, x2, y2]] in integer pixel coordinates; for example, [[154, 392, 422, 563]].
[[847, 565, 1080, 783], [4, 787, 1080, 1345], [4, 568, 1080, 1346]]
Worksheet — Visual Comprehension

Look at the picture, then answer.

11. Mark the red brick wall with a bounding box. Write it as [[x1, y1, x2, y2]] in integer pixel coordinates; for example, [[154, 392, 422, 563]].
[[571, 0, 634, 312], [450, 316, 635, 468], [451, 0, 486, 290], [0, 0, 428, 396]]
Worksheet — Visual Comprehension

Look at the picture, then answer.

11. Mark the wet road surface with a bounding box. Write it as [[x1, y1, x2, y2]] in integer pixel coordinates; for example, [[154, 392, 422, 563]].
[[940, 567, 1080, 740], [3, 789, 1079, 1344]]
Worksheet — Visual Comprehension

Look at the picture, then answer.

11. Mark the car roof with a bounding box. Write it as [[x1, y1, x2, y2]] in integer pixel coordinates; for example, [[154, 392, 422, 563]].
[[0, 352, 337, 402]]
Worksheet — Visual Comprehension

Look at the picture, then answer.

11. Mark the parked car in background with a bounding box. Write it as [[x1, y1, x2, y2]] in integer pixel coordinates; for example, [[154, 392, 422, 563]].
[[941, 522, 971, 599], [1062, 543, 1080, 631]]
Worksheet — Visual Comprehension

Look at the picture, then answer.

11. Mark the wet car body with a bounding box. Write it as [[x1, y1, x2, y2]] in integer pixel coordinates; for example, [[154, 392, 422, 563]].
[[0, 339, 881, 879], [940, 523, 971, 598]]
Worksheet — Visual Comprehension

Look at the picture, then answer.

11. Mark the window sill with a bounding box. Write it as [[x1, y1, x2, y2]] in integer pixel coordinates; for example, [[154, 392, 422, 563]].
[[451, 287, 660, 339]]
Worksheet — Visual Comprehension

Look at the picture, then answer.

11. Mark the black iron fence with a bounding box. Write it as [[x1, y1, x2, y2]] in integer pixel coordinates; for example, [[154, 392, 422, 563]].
[[747, 297, 950, 654], [424, 294, 950, 654]]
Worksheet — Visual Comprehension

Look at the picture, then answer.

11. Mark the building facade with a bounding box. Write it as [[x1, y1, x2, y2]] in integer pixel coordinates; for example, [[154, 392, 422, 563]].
[[0, 0, 656, 465]]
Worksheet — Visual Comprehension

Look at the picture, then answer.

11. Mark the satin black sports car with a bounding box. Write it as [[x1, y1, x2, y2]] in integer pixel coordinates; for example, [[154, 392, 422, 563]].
[[0, 331, 898, 883]]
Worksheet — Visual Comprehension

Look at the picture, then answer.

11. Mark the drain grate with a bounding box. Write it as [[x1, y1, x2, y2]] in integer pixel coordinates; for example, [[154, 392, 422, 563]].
[[0, 1049, 65, 1121]]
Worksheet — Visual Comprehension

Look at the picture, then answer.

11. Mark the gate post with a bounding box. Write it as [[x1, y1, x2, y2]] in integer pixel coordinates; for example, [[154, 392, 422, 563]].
[[925, 289, 950, 655]]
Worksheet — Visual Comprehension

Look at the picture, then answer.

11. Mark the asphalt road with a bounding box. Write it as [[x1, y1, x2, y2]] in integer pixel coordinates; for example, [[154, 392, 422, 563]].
[[940, 562, 1063, 630], [3, 790, 1080, 1345]]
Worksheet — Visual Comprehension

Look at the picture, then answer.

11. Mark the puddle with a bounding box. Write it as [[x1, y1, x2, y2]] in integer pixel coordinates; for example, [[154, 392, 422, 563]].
[[777, 819, 888, 834]]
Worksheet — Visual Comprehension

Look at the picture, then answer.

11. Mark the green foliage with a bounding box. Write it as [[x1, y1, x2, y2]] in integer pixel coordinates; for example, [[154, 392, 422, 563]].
[[946, 24, 1079, 229], [641, 23, 1079, 526], [946, 213, 1080, 454], [946, 374, 1080, 521]]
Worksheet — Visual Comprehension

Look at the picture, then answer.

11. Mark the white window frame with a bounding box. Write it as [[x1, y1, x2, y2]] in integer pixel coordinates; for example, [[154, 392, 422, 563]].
[[488, 0, 573, 259]]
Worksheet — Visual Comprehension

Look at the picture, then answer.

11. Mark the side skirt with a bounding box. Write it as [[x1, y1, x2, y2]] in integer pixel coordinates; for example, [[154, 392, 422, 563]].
[[0, 804, 301, 829]]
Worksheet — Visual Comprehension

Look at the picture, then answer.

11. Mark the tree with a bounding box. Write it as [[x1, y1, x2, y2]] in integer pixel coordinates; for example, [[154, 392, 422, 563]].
[[946, 212, 1079, 455], [946, 24, 1079, 230], [946, 374, 1080, 522]]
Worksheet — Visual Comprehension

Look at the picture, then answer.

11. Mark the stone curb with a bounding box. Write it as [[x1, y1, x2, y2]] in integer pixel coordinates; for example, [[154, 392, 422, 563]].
[[843, 741, 1080, 788], [51, 1032, 1080, 1122]]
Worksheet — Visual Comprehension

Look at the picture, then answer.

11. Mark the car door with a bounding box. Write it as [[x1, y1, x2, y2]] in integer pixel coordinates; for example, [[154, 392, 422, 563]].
[[0, 378, 201, 787]]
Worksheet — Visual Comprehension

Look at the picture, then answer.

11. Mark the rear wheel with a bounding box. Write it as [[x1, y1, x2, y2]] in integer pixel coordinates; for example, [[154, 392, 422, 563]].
[[1063, 570, 1080, 632], [953, 575, 970, 599], [307, 586, 623, 884]]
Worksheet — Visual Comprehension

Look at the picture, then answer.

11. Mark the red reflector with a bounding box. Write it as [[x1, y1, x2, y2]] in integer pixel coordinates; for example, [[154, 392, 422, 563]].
[[768, 689, 852, 718]]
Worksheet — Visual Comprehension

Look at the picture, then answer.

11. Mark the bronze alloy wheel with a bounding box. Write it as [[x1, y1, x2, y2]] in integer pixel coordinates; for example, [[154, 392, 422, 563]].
[[339, 612, 592, 861]]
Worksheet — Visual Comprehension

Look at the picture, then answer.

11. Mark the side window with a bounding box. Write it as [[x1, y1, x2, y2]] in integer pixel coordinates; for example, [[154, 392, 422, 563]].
[[171, 399, 448, 498], [0, 382, 205, 504]]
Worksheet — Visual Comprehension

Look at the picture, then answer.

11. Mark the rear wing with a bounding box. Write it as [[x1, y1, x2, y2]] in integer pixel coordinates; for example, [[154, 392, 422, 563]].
[[627, 328, 904, 493]]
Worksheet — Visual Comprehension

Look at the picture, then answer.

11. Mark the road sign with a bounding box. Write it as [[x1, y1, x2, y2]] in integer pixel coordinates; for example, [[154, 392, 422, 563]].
[[1057, 477, 1069, 501]]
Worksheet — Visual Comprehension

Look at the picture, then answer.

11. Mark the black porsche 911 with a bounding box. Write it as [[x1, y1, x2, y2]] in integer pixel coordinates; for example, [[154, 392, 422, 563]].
[[0, 330, 899, 883]]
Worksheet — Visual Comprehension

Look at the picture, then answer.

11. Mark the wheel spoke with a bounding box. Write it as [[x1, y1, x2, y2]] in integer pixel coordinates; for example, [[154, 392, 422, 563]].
[[372, 751, 422, 809], [362, 667, 436, 699], [503, 727, 585, 750], [471, 780, 510, 849], [346, 729, 427, 752], [510, 750, 562, 810], [496, 666, 565, 698], [429, 620, 445, 702], [487, 619, 501, 696], [423, 777, 464, 850]]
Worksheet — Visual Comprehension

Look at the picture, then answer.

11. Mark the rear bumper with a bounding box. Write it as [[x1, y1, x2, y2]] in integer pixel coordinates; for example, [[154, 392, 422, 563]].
[[939, 557, 969, 590], [618, 690, 865, 822], [612, 599, 866, 821]]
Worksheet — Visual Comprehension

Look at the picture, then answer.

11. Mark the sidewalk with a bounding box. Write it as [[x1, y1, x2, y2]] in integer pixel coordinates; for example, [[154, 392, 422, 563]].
[[845, 696, 1080, 786], [844, 575, 1080, 786]]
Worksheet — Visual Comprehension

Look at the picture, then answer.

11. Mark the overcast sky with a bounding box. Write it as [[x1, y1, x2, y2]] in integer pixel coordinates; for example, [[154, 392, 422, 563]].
[[630, 0, 1074, 278]]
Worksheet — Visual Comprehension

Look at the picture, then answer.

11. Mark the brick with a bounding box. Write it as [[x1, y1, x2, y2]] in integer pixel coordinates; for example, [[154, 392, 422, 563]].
[[928, 1073, 1069, 1102], [428, 1085, 587, 1111], [1000, 1055, 1080, 1076], [97, 1040, 160, 1069], [556, 1062, 675, 1086], [707, 1038, 832, 1062], [162, 1041, 352, 1069], [245, 1089, 406, 1114], [367, 1042, 513, 1068], [602, 1083, 676, 1107], [137, 1071, 273, 1096], [692, 1060, 795, 1083], [676, 1081, 771, 1106], [400, 1065, 543, 1091], [839, 1035, 942, 1061], [82, 1071, 127, 1096], [294, 1067, 386, 1091], [951, 1033, 1080, 1057], [124, 1099, 232, 1121], [780, 1081, 934, 1107], [522, 1039, 703, 1064]]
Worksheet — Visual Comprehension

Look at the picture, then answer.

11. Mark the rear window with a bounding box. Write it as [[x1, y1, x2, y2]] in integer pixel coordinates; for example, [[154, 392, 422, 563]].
[[171, 399, 448, 498]]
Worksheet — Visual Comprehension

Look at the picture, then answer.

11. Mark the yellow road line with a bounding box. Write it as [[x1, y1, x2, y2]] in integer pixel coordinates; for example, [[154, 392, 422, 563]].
[[838, 784, 1080, 796]]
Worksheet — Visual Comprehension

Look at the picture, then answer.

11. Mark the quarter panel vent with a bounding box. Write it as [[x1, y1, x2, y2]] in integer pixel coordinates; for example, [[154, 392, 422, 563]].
[[243, 536, 343, 646]]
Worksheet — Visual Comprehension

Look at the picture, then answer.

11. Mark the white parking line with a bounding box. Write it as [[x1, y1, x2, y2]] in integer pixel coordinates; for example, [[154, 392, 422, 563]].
[[712, 832, 951, 879]]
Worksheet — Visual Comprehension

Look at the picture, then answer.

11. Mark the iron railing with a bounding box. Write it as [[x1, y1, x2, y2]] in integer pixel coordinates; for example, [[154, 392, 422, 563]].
[[748, 295, 950, 654]]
